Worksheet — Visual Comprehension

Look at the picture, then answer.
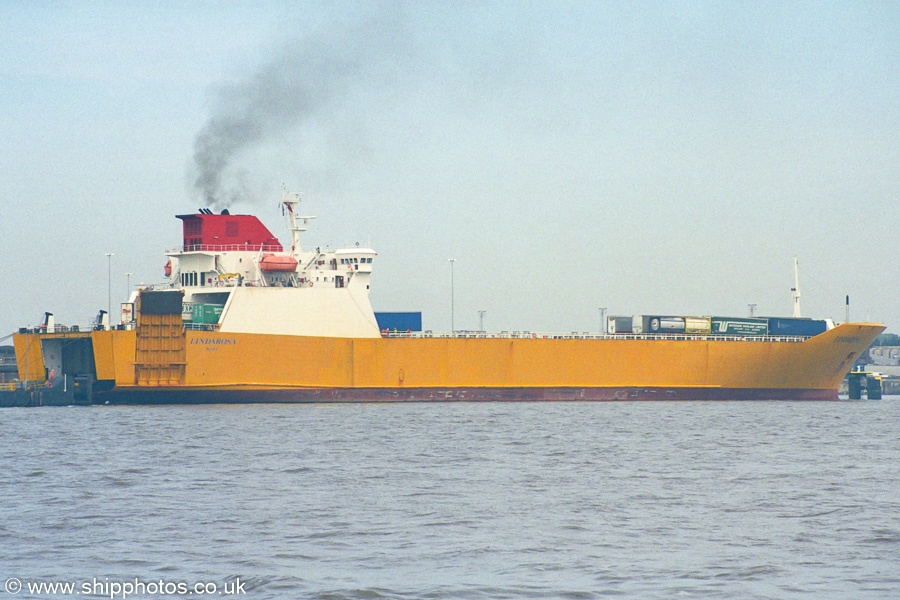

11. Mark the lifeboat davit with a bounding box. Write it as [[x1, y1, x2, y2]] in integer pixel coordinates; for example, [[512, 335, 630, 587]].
[[259, 254, 298, 272]]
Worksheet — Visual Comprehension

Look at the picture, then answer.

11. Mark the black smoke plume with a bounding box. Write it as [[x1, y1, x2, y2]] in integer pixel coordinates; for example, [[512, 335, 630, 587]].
[[190, 11, 406, 209]]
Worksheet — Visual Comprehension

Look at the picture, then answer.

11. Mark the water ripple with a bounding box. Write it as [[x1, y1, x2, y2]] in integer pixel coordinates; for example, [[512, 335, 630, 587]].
[[1, 399, 899, 598]]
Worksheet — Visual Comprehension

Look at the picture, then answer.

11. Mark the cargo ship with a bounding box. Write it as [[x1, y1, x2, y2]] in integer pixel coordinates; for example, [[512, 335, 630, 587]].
[[12, 191, 884, 403]]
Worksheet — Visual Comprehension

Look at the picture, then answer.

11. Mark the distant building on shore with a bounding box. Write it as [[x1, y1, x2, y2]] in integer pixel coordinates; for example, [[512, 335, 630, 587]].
[[870, 346, 900, 367]]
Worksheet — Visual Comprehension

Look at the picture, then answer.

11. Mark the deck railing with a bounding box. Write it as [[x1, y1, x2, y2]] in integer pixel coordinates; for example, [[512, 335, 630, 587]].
[[0, 381, 47, 391], [12, 325, 811, 343], [166, 243, 282, 253], [380, 330, 809, 342]]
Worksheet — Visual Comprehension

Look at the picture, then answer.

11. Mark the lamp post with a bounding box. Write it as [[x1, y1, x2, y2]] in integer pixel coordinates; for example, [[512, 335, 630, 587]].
[[748, 303, 757, 318], [125, 272, 132, 302], [105, 253, 114, 328], [478, 310, 486, 332], [449, 258, 456, 334], [599, 307, 607, 334]]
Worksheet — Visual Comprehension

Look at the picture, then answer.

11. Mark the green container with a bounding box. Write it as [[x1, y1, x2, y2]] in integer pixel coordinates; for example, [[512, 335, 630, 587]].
[[192, 304, 224, 324], [710, 317, 768, 336]]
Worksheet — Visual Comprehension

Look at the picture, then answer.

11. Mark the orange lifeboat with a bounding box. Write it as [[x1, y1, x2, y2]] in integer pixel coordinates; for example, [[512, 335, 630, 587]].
[[164, 259, 172, 277], [259, 254, 298, 272]]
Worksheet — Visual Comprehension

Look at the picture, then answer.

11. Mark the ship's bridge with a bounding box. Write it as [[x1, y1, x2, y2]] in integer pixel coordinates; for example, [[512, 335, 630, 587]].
[[334, 248, 376, 273]]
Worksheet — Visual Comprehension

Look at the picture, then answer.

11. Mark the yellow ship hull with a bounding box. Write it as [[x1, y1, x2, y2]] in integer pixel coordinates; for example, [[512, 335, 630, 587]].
[[14, 322, 884, 402]]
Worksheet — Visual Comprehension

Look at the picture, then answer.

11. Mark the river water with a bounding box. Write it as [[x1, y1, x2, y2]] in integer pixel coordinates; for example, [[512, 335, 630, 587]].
[[1, 398, 898, 599]]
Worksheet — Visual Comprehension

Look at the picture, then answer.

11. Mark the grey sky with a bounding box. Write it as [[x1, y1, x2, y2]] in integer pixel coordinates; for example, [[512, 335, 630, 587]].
[[1, 1, 897, 336]]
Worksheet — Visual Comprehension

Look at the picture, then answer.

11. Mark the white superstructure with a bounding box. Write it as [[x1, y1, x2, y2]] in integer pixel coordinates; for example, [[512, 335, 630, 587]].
[[136, 190, 382, 338]]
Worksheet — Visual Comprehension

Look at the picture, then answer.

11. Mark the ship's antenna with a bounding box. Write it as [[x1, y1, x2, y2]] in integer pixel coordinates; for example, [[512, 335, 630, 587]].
[[280, 184, 315, 257], [791, 256, 801, 318]]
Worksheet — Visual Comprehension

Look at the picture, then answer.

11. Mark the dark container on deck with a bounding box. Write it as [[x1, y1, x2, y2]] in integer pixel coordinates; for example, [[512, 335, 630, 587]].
[[375, 312, 423, 332], [766, 317, 827, 337]]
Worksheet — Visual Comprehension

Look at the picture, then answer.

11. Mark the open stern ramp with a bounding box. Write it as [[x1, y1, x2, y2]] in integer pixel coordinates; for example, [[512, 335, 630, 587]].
[[134, 291, 186, 386]]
